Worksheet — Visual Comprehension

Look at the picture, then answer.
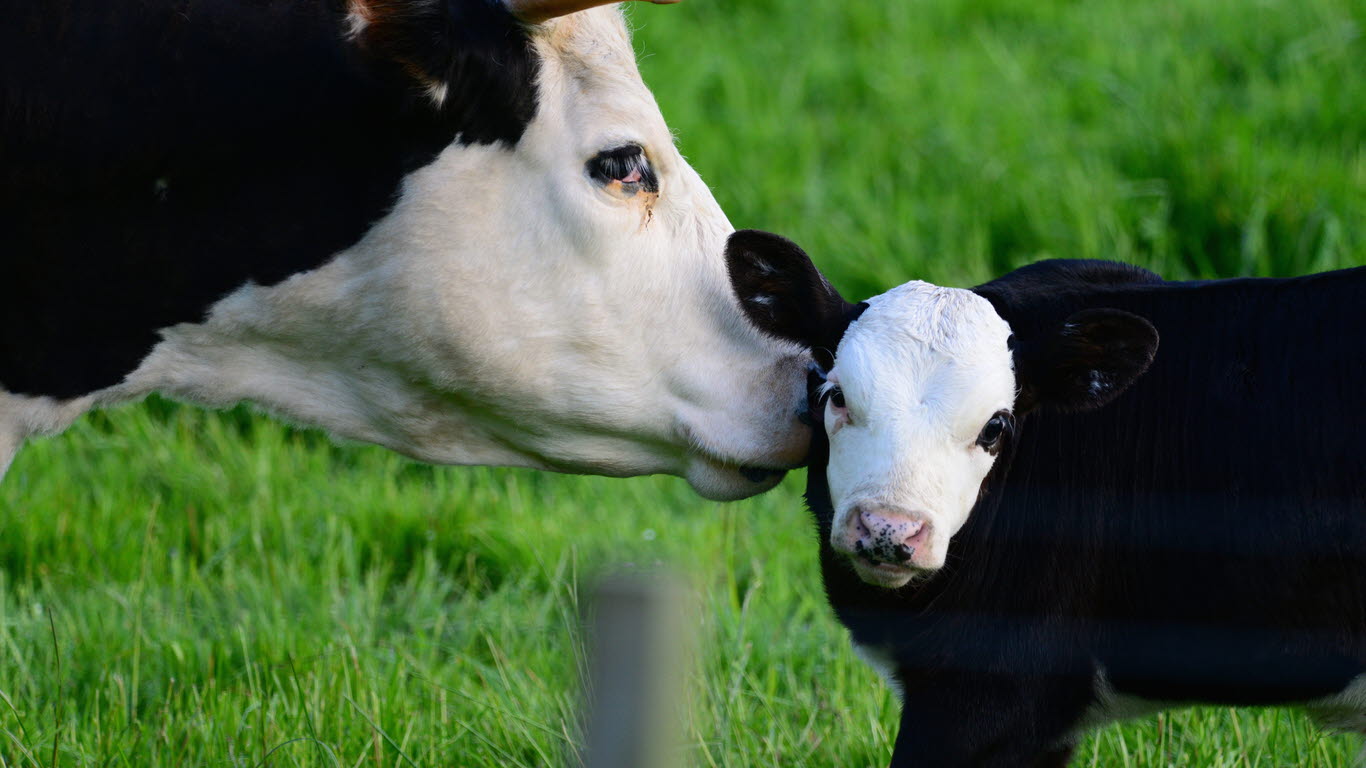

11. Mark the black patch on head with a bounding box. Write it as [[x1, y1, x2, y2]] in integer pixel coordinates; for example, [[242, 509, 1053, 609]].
[[724, 230, 864, 371], [352, 0, 541, 147], [2, 0, 541, 397]]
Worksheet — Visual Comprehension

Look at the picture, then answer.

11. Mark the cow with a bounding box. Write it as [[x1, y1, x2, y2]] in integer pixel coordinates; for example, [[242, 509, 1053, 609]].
[[0, 0, 812, 501], [725, 230, 1366, 766]]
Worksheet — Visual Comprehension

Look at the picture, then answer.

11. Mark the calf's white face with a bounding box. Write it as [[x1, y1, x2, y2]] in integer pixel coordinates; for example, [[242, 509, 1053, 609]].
[[820, 283, 1016, 587], [725, 233, 1160, 587]]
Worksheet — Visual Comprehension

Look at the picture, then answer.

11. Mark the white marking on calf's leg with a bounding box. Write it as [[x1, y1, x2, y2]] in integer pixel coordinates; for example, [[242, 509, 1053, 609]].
[[1077, 666, 1168, 731], [1308, 675, 1366, 735], [853, 642, 903, 701]]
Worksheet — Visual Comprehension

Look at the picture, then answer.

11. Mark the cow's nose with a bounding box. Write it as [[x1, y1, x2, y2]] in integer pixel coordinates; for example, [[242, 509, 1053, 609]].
[[846, 505, 931, 565]]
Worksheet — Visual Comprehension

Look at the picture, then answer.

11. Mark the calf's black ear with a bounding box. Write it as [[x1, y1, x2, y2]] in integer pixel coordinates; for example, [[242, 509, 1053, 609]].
[[1014, 308, 1159, 413], [725, 230, 865, 370]]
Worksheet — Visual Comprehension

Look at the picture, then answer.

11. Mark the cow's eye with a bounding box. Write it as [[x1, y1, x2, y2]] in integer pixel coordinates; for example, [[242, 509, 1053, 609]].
[[825, 386, 846, 410], [586, 145, 658, 193], [976, 410, 1013, 452]]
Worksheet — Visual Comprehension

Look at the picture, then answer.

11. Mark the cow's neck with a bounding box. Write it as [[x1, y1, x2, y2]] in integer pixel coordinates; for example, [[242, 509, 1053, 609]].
[[98, 248, 558, 473]]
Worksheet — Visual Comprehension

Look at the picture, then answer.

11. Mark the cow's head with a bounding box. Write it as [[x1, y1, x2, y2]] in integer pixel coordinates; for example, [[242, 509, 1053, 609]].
[[307, 2, 812, 499], [728, 233, 1158, 586]]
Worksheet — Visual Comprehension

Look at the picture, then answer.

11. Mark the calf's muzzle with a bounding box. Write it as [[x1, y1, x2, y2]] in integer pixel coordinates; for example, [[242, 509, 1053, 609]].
[[838, 504, 932, 567]]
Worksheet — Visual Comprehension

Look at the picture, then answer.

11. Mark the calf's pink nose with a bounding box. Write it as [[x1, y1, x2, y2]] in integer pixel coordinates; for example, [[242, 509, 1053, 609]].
[[852, 507, 929, 565]]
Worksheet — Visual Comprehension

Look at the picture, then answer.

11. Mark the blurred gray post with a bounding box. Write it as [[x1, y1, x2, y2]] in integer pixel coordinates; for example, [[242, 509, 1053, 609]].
[[579, 573, 691, 768]]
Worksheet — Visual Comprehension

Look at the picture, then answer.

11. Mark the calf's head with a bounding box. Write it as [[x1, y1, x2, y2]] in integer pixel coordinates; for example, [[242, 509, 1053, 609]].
[[728, 233, 1158, 587]]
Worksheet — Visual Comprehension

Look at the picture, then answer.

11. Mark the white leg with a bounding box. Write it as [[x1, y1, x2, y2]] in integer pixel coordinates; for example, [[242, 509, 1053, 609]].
[[0, 390, 100, 482], [1306, 674, 1366, 759]]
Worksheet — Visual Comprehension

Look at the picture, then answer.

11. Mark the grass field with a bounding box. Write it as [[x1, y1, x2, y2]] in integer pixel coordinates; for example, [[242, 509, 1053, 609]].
[[3, 0, 1364, 765]]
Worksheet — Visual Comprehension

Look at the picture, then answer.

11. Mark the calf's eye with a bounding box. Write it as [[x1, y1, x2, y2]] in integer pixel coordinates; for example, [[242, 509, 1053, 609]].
[[586, 145, 658, 193], [976, 410, 1013, 452]]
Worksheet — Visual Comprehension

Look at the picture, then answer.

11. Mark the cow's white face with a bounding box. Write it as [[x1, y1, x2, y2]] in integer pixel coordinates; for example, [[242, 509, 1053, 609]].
[[101, 7, 807, 501], [370, 10, 810, 498], [820, 283, 1016, 587]]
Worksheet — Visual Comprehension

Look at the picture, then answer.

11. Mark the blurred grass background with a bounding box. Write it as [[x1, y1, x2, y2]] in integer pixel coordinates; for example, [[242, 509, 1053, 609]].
[[2, 0, 1363, 764]]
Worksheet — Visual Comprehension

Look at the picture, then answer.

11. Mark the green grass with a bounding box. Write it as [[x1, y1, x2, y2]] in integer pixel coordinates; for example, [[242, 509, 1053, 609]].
[[2, 0, 1363, 764]]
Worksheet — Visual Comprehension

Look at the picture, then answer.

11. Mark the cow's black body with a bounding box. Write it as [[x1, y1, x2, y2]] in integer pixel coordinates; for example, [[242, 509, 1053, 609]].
[[809, 261, 1366, 766], [1, 0, 537, 398]]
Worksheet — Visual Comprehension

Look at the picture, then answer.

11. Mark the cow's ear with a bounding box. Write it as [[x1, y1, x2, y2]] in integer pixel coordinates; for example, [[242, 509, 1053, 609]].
[[347, 0, 539, 141], [1014, 308, 1158, 413], [725, 230, 864, 369]]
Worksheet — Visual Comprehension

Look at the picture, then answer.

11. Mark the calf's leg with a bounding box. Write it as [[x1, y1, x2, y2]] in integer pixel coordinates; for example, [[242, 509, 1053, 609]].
[[891, 670, 1089, 768], [1030, 745, 1078, 768]]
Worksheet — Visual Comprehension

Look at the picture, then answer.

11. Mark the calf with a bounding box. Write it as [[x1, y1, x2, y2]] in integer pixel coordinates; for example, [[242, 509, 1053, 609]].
[[727, 230, 1366, 766]]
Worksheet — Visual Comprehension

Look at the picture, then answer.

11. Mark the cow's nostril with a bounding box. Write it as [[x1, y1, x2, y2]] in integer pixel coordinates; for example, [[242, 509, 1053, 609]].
[[892, 543, 914, 562], [740, 466, 783, 483]]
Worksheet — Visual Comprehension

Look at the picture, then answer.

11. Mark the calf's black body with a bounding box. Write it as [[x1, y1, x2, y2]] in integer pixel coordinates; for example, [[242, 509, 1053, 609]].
[[807, 261, 1366, 766]]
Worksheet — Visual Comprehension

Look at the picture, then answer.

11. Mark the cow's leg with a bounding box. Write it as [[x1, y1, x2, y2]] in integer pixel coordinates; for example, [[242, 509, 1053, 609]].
[[890, 670, 1088, 768], [0, 393, 26, 480], [0, 390, 99, 481]]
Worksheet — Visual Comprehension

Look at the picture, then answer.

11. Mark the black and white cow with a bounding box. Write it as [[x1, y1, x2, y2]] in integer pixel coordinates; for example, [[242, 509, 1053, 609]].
[[0, 0, 812, 500], [726, 230, 1366, 766]]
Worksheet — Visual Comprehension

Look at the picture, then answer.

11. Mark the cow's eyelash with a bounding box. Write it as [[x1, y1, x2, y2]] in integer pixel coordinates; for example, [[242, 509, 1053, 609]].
[[816, 381, 839, 404], [818, 382, 849, 415], [586, 145, 658, 192]]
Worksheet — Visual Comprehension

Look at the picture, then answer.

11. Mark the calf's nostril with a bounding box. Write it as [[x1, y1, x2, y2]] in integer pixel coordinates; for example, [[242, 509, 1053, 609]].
[[853, 515, 871, 540], [848, 508, 930, 565]]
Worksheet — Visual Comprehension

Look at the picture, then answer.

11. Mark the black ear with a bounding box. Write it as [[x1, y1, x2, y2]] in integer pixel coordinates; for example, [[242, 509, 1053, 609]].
[[725, 230, 865, 369], [1014, 308, 1159, 413], [349, 0, 539, 144]]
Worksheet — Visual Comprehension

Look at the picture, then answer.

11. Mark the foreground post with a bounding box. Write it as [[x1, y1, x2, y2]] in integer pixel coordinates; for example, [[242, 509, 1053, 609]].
[[578, 574, 690, 768]]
